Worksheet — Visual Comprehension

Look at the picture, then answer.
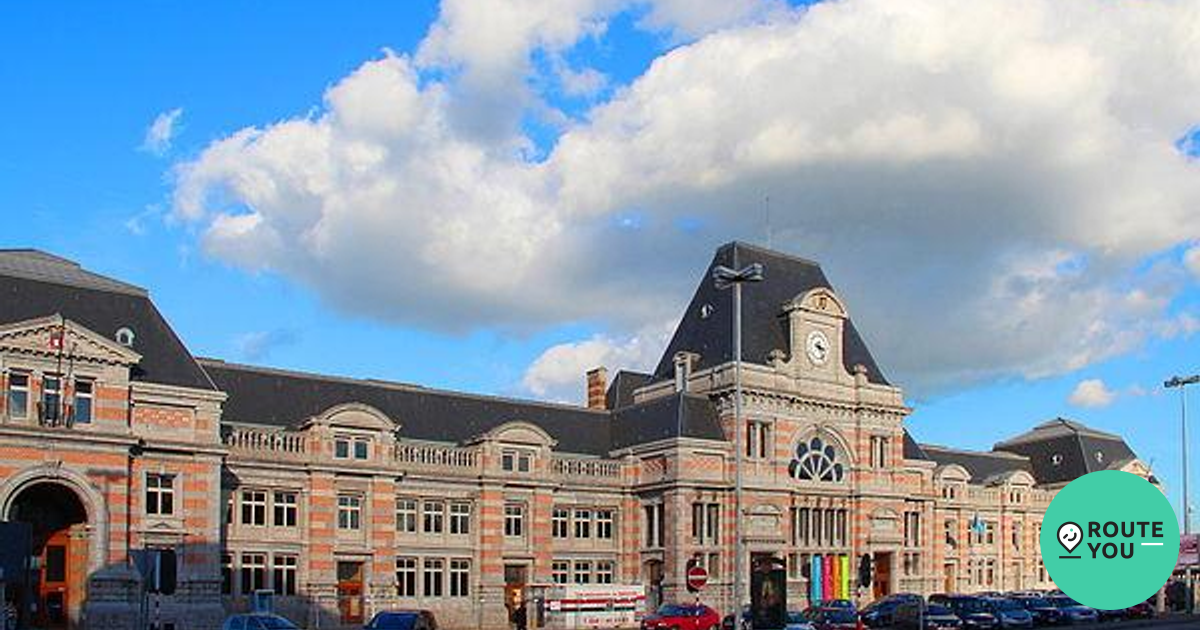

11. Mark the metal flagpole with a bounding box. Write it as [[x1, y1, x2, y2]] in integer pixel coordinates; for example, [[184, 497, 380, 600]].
[[1166, 374, 1199, 614]]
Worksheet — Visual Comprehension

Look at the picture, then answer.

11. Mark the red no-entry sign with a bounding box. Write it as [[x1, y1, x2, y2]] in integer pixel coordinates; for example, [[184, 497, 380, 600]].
[[686, 565, 709, 592]]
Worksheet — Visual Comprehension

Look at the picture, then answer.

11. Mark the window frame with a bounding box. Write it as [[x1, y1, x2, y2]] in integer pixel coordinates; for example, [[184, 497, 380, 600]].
[[504, 503, 525, 538], [396, 557, 418, 597], [449, 502, 471, 535], [7, 371, 30, 419], [241, 489, 267, 527], [273, 491, 298, 528], [240, 552, 267, 595], [272, 554, 298, 596], [72, 378, 93, 424], [337, 494, 363, 531], [396, 498, 418, 533], [423, 500, 445, 534], [449, 558, 470, 598], [145, 473, 176, 517]]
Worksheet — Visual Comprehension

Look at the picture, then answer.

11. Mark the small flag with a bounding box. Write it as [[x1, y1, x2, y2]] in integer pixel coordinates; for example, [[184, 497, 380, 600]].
[[49, 327, 64, 351], [970, 514, 987, 535]]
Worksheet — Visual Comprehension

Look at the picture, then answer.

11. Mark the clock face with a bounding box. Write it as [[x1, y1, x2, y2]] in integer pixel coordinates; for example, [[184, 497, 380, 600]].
[[806, 330, 830, 365]]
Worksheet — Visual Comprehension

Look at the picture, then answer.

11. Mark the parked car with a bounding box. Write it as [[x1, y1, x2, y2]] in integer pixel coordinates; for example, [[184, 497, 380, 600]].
[[222, 614, 301, 630], [364, 611, 438, 630], [982, 599, 1033, 629], [1010, 596, 1064, 626], [1094, 607, 1124, 623], [1121, 602, 1155, 620], [928, 595, 997, 630], [785, 611, 816, 630], [1046, 597, 1098, 625], [804, 607, 859, 630], [892, 602, 963, 630], [815, 600, 857, 613], [860, 594, 923, 628], [642, 604, 722, 630], [721, 606, 751, 630]]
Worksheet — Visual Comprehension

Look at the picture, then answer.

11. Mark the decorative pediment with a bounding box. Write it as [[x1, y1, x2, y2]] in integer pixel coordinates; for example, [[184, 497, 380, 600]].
[[0, 314, 141, 366], [473, 420, 557, 448], [935, 464, 972, 482], [783, 287, 847, 318], [304, 402, 395, 432]]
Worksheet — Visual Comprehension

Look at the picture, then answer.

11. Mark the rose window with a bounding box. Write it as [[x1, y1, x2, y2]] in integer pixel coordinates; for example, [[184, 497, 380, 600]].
[[789, 436, 844, 482]]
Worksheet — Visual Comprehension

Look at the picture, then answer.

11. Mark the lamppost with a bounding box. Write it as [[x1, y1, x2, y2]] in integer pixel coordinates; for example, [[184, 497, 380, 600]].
[[713, 261, 764, 617], [1165, 374, 1199, 613]]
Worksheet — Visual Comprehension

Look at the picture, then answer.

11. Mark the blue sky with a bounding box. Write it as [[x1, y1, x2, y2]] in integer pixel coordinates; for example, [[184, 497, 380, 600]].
[[2, 1, 1198, 525]]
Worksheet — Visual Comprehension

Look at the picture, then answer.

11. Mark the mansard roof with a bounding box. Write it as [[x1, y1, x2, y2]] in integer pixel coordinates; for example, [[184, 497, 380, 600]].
[[200, 359, 725, 456], [993, 417, 1140, 485], [0, 250, 215, 391], [921, 444, 1033, 483], [651, 241, 889, 385], [605, 369, 652, 410]]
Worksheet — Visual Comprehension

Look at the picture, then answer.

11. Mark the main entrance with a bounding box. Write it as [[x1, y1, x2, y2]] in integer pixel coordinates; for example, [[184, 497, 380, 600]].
[[336, 561, 365, 625], [7, 482, 89, 630]]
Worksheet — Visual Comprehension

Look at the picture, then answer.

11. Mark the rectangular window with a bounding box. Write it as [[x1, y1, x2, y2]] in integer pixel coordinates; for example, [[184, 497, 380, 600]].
[[551, 561, 569, 584], [146, 474, 175, 516], [272, 555, 298, 596], [72, 379, 93, 423], [745, 421, 769, 459], [241, 490, 266, 526], [596, 560, 614, 584], [706, 503, 719, 543], [7, 372, 29, 419], [904, 510, 921, 547], [574, 509, 592, 539], [797, 508, 810, 546], [353, 438, 369, 460], [553, 508, 569, 539], [573, 560, 592, 584], [945, 519, 957, 546], [449, 502, 471, 535], [504, 503, 524, 538], [221, 554, 233, 595], [338, 495, 362, 530], [240, 553, 266, 595], [423, 501, 444, 534], [985, 521, 996, 545], [1013, 522, 1023, 551], [41, 375, 61, 423], [396, 498, 417, 533], [870, 436, 890, 468], [273, 492, 298, 528], [334, 437, 351, 459], [502, 450, 532, 473], [596, 509, 614, 540], [396, 557, 417, 597], [449, 559, 470, 597], [423, 558, 444, 598]]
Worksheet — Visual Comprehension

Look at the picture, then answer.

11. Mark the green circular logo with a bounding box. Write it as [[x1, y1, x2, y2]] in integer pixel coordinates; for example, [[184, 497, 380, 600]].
[[1040, 470, 1180, 609]]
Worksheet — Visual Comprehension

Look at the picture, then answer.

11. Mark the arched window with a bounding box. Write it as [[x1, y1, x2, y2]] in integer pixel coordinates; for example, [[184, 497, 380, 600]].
[[789, 436, 844, 482]]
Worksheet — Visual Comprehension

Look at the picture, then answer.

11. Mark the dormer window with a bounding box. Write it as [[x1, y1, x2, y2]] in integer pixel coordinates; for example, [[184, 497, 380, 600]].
[[1051, 454, 1063, 466], [501, 449, 532, 473], [115, 327, 135, 347], [1094, 451, 1104, 464], [334, 435, 370, 460]]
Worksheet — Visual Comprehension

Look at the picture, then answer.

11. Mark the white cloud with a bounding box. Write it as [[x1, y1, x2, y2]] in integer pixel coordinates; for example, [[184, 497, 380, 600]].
[[174, 0, 1200, 398], [1069, 378, 1118, 408], [521, 321, 675, 402], [234, 329, 300, 361], [142, 108, 184, 155], [1185, 245, 1200, 280]]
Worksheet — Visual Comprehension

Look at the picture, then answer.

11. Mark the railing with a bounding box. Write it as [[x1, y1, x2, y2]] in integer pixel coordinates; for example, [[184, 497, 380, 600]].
[[223, 427, 308, 457], [394, 442, 479, 470], [552, 456, 623, 480]]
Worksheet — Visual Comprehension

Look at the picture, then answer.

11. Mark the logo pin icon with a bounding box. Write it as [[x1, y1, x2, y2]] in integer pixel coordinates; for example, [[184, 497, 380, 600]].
[[1058, 521, 1083, 555]]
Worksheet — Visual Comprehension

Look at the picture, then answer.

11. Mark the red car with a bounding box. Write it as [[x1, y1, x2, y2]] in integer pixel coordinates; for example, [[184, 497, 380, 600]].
[[641, 604, 722, 630]]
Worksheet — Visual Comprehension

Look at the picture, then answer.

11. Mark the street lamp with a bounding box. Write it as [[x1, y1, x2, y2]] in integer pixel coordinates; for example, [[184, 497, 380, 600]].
[[713, 262, 764, 617], [1165, 374, 1199, 614]]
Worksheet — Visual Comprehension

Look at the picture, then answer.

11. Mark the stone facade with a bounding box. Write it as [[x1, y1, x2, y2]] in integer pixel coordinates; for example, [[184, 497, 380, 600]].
[[0, 245, 1157, 630]]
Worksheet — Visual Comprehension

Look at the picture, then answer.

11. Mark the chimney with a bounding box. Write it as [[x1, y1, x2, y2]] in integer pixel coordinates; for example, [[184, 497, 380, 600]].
[[586, 367, 608, 410], [673, 351, 700, 392]]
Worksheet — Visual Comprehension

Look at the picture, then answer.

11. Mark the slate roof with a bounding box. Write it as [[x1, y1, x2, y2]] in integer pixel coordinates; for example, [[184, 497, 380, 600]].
[[610, 392, 724, 451], [652, 242, 888, 385], [903, 430, 930, 460], [0, 250, 215, 391], [201, 359, 726, 456], [605, 370, 652, 410], [921, 444, 1033, 483], [994, 418, 1139, 485]]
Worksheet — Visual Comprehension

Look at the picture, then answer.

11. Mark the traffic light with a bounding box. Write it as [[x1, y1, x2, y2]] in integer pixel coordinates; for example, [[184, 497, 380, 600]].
[[857, 554, 873, 588]]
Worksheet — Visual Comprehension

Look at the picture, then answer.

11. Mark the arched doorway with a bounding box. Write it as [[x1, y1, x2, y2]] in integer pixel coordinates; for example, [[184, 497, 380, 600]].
[[9, 482, 89, 630]]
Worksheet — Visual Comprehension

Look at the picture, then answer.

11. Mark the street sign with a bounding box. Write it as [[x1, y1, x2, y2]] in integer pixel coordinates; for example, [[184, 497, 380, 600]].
[[686, 565, 708, 592]]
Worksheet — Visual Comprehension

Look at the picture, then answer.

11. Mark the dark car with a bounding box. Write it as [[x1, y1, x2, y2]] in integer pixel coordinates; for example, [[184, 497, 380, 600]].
[[982, 599, 1033, 629], [365, 611, 438, 630], [222, 614, 301, 630], [929, 595, 997, 630], [804, 607, 858, 630], [893, 602, 963, 630], [642, 604, 722, 630], [1046, 597, 1098, 625], [1011, 596, 1064, 626], [861, 594, 923, 628], [721, 606, 751, 630], [1094, 607, 1124, 623], [814, 600, 857, 613], [1121, 602, 1154, 620]]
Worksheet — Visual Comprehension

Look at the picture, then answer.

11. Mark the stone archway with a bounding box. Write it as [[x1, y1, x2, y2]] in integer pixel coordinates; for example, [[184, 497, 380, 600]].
[[0, 464, 109, 575], [6, 482, 90, 630]]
